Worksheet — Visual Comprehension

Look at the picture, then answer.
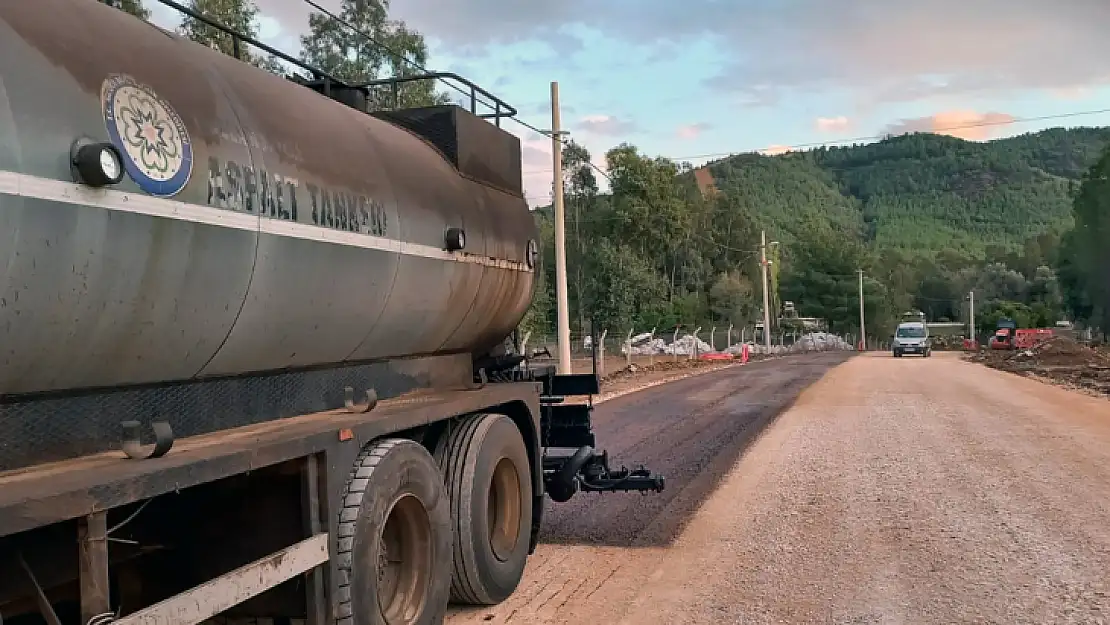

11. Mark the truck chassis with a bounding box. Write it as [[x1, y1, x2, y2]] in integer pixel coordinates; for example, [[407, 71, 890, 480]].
[[0, 367, 662, 625]]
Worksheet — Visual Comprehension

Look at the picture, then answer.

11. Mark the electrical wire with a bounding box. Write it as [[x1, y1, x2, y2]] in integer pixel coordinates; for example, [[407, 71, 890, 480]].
[[294, 0, 1095, 283], [277, 1, 1110, 196], [299, 0, 501, 111], [301, 0, 1110, 195], [520, 107, 1110, 175], [295, 0, 622, 183]]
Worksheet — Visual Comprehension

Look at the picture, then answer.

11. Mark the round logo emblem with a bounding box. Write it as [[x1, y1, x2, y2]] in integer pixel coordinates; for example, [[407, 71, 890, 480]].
[[101, 74, 193, 197]]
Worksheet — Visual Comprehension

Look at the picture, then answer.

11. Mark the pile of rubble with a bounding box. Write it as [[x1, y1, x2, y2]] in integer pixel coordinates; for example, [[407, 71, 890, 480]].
[[622, 331, 854, 358], [622, 333, 714, 356], [969, 336, 1110, 397]]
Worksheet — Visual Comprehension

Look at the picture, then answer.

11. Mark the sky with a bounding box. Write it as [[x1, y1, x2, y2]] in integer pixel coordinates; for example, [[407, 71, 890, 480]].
[[145, 0, 1110, 207]]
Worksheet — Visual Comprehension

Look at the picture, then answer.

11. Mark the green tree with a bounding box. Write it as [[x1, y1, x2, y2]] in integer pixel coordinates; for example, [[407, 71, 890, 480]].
[[1060, 146, 1110, 333], [300, 0, 450, 109], [562, 140, 598, 332], [179, 0, 285, 73], [107, 0, 150, 20], [518, 127, 1110, 343], [709, 271, 757, 326]]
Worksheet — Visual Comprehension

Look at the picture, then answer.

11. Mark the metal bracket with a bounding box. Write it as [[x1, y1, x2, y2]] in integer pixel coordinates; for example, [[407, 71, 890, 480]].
[[343, 387, 378, 414], [121, 421, 174, 460]]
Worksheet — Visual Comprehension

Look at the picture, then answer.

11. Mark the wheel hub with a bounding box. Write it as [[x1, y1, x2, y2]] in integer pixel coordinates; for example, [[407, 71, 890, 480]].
[[487, 456, 522, 562], [377, 494, 433, 623]]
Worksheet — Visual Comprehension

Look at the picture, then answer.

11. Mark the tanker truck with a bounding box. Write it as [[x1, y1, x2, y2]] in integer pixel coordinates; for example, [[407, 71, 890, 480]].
[[0, 2, 664, 624]]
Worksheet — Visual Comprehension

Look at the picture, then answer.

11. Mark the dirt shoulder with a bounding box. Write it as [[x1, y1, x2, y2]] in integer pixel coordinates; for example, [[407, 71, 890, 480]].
[[965, 336, 1110, 398]]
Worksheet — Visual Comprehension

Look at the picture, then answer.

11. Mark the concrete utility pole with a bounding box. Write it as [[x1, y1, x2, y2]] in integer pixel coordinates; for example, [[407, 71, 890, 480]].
[[858, 269, 867, 351], [969, 290, 976, 346], [760, 230, 772, 350], [550, 81, 571, 374]]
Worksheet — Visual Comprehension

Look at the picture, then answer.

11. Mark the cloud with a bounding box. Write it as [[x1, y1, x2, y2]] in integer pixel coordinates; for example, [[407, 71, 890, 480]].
[[517, 133, 554, 205], [882, 110, 1017, 141], [576, 115, 638, 136], [512, 129, 612, 207], [250, 0, 1110, 111], [676, 123, 712, 140], [815, 116, 851, 133], [762, 145, 792, 156], [703, 1, 1110, 105], [1049, 86, 1094, 101]]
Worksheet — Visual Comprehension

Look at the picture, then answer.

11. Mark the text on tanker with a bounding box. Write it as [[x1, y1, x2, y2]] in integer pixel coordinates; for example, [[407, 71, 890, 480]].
[[206, 156, 388, 236]]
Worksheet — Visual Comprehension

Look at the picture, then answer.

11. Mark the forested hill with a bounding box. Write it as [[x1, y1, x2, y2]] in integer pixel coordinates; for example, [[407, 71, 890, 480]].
[[703, 127, 1110, 257]]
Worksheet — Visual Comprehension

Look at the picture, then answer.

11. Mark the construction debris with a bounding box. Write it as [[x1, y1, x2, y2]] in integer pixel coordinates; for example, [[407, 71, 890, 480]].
[[967, 336, 1110, 397], [622, 332, 854, 357]]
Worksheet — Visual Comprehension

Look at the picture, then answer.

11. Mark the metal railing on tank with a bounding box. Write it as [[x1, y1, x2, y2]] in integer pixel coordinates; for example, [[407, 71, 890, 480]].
[[106, 0, 515, 123]]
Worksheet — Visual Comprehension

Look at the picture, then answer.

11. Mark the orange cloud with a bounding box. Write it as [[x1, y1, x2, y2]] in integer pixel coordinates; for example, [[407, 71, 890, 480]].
[[676, 122, 712, 139], [762, 144, 792, 155], [815, 116, 851, 132], [882, 110, 1017, 141]]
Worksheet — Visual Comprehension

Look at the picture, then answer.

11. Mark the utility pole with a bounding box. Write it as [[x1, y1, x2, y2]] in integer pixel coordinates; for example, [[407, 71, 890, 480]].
[[857, 269, 867, 351], [968, 290, 976, 346], [760, 230, 772, 350], [550, 81, 572, 374]]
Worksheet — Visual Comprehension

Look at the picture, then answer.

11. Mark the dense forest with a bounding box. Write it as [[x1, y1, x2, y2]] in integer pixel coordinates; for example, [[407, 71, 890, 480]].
[[527, 128, 1110, 344]]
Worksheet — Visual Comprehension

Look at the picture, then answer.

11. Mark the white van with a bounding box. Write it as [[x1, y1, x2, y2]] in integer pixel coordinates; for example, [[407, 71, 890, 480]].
[[892, 321, 930, 357]]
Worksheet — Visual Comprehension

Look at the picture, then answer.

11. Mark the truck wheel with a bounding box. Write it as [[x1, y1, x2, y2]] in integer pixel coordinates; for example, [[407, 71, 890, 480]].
[[434, 413, 533, 605], [336, 438, 452, 625]]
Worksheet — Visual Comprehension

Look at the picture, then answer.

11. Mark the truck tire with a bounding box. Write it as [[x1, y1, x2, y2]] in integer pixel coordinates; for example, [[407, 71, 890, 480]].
[[434, 413, 533, 605], [335, 438, 452, 625]]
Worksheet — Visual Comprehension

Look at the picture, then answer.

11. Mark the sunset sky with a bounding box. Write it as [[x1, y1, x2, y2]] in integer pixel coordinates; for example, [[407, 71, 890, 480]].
[[147, 0, 1110, 206]]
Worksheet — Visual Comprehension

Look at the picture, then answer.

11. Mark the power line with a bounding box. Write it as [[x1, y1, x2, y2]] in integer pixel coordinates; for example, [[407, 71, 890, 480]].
[[298, 0, 601, 178], [293, 0, 1105, 262], [668, 108, 1110, 162], [519, 107, 1110, 175], [299, 0, 501, 111]]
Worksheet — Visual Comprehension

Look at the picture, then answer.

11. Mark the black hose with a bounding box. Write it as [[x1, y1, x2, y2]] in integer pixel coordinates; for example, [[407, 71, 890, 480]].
[[547, 446, 594, 502]]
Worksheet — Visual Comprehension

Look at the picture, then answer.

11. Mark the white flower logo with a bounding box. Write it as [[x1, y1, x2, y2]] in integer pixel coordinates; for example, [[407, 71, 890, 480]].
[[113, 88, 184, 181]]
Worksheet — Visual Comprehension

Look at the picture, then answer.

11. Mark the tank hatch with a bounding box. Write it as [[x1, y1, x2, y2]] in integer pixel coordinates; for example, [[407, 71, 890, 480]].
[[373, 105, 523, 198]]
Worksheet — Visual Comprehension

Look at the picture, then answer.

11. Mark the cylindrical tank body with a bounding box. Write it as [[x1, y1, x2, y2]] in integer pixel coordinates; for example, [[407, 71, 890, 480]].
[[0, 0, 536, 396]]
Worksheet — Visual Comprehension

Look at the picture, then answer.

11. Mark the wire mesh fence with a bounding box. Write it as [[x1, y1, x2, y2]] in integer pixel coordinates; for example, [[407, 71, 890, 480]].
[[518, 324, 857, 376]]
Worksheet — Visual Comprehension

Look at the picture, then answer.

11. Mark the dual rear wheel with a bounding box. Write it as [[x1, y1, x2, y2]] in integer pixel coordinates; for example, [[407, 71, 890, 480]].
[[335, 414, 532, 625]]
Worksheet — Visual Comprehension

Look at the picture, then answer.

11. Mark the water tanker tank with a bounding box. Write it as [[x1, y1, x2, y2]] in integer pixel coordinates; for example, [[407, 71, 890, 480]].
[[0, 0, 537, 397]]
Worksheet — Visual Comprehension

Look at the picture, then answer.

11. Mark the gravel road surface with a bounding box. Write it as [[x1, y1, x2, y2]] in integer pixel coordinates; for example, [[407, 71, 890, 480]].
[[447, 351, 1110, 624]]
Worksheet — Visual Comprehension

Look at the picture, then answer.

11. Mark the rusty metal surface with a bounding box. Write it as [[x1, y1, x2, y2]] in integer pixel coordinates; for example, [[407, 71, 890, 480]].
[[0, 380, 541, 537], [0, 0, 535, 397]]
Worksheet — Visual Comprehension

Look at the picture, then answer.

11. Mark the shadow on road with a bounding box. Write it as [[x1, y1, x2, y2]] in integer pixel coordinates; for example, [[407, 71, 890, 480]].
[[539, 351, 853, 548]]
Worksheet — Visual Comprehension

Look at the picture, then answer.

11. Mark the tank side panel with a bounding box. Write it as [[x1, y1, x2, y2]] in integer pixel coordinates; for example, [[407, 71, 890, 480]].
[[441, 185, 535, 353], [346, 123, 485, 360], [191, 54, 402, 374], [0, 3, 258, 394]]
